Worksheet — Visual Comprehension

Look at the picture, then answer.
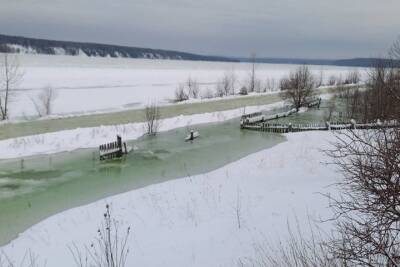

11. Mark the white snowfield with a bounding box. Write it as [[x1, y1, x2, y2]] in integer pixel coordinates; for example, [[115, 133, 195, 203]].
[[4, 53, 364, 119], [0, 102, 285, 159], [1, 131, 339, 266]]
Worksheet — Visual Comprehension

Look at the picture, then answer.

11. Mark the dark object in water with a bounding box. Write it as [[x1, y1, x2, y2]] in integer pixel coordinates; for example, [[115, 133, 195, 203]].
[[185, 130, 200, 142], [99, 135, 132, 160]]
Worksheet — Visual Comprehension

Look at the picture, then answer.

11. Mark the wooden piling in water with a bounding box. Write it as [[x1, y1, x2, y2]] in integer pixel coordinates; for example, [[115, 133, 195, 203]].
[[99, 135, 127, 161]]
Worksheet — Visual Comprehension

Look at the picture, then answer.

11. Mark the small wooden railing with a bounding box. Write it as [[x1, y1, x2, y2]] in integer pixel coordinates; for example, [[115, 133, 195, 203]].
[[242, 120, 400, 134]]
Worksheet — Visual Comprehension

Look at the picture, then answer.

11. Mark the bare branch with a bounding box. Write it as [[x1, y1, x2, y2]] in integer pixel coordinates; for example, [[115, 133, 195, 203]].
[[279, 65, 316, 111], [144, 102, 161, 135], [31, 86, 58, 117], [0, 53, 24, 120]]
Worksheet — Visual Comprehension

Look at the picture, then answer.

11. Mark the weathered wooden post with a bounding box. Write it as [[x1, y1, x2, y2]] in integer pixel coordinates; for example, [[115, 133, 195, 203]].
[[117, 135, 123, 158], [21, 158, 24, 171], [351, 119, 356, 129], [124, 142, 128, 154], [326, 121, 331, 131]]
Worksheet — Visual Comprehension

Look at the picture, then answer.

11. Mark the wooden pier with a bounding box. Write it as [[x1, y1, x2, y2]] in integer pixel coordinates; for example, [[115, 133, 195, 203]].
[[99, 135, 131, 161], [239, 98, 399, 133], [240, 99, 321, 127], [240, 109, 297, 126], [307, 97, 322, 108], [241, 119, 400, 134]]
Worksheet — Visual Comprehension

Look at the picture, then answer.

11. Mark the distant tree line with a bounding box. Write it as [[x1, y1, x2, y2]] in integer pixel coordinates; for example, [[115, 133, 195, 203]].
[[0, 34, 237, 62]]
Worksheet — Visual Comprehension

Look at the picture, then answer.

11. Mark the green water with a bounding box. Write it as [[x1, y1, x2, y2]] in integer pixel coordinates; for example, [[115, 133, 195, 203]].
[[274, 98, 345, 124], [0, 118, 285, 245], [0, 86, 341, 141]]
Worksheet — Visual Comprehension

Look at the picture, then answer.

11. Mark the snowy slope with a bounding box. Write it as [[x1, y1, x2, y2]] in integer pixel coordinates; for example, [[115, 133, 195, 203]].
[[0, 131, 339, 266]]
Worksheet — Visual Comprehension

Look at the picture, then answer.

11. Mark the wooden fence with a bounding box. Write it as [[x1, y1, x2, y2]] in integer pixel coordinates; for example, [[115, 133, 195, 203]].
[[242, 120, 400, 134], [307, 98, 322, 108], [99, 135, 129, 160], [240, 109, 297, 126], [240, 100, 320, 126]]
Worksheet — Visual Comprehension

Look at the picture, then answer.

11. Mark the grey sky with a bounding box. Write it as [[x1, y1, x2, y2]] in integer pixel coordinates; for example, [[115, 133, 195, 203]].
[[0, 0, 399, 58]]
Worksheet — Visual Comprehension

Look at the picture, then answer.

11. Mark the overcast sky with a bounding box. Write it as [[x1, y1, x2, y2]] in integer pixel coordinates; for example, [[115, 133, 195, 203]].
[[0, 0, 399, 59]]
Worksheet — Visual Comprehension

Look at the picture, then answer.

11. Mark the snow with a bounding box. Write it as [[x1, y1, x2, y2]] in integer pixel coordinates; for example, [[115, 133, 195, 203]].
[[3, 53, 366, 119], [0, 102, 284, 159], [5, 44, 37, 54], [0, 53, 352, 264], [0, 131, 339, 266], [51, 47, 66, 55]]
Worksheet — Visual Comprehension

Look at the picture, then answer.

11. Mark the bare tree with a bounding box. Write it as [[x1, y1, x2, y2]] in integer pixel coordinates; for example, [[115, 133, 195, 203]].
[[248, 53, 257, 92], [323, 37, 400, 266], [345, 70, 361, 84], [279, 65, 316, 111], [228, 70, 237, 95], [31, 86, 58, 117], [144, 102, 161, 135], [215, 82, 225, 98], [239, 86, 248, 95], [328, 75, 337, 86], [239, 220, 340, 267], [327, 128, 400, 266], [216, 71, 235, 97], [340, 58, 399, 122], [174, 83, 188, 102], [316, 68, 324, 88], [0, 249, 43, 267], [335, 85, 363, 120], [69, 204, 131, 267], [201, 87, 214, 99], [388, 36, 400, 103], [335, 75, 344, 86], [325, 98, 336, 122], [0, 53, 24, 120], [254, 79, 263, 93], [389, 35, 400, 62], [265, 77, 276, 92], [186, 77, 200, 99]]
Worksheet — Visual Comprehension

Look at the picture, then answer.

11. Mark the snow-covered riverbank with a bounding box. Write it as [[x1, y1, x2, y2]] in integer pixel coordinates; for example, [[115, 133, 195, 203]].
[[0, 89, 340, 160], [1, 131, 339, 266], [0, 102, 284, 159]]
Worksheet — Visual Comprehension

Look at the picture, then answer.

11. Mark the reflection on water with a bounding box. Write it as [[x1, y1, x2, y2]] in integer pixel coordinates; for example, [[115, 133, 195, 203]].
[[4, 170, 64, 180]]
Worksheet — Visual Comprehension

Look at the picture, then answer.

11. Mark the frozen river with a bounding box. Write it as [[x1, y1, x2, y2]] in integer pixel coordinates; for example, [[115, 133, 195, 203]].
[[4, 53, 365, 119]]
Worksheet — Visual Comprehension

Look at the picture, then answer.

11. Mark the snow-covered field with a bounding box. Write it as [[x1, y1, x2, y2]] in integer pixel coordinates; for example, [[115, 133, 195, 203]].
[[6, 54, 364, 119], [1, 131, 339, 266]]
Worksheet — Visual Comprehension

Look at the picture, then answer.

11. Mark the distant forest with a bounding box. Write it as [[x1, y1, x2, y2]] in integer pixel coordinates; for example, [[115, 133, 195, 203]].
[[0, 34, 237, 62], [0, 34, 396, 67]]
